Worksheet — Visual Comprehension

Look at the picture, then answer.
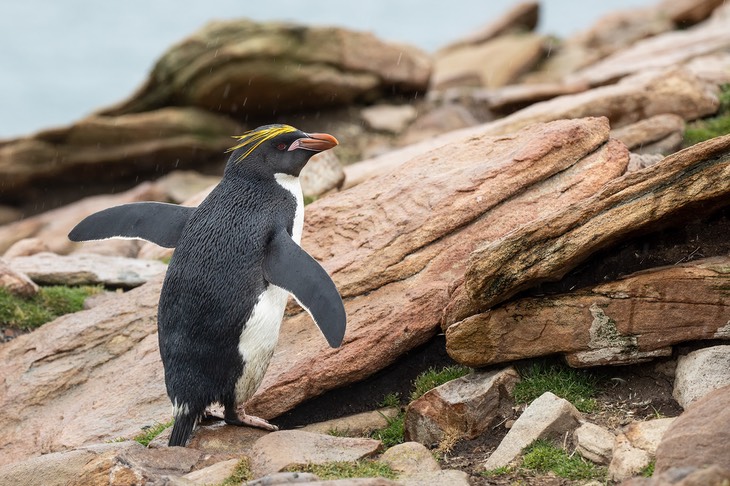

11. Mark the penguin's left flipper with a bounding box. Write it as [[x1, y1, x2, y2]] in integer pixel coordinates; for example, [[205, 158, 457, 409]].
[[68, 202, 195, 248], [263, 229, 346, 348]]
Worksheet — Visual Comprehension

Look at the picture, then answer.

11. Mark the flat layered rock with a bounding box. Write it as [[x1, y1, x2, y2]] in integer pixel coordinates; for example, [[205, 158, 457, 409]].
[[462, 134, 730, 313], [9, 252, 167, 288], [447, 256, 730, 368], [0, 107, 240, 205], [100, 20, 430, 118], [0, 258, 38, 297]]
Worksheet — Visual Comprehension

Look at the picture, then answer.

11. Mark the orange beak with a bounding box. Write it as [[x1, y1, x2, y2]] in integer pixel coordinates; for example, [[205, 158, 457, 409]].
[[289, 132, 339, 152]]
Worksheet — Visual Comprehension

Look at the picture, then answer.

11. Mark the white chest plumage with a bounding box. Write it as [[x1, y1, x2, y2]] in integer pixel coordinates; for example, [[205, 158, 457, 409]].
[[234, 173, 304, 404]]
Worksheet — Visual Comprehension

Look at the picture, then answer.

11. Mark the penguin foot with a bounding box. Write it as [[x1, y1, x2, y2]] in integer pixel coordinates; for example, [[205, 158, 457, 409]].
[[203, 404, 226, 421], [225, 413, 279, 432]]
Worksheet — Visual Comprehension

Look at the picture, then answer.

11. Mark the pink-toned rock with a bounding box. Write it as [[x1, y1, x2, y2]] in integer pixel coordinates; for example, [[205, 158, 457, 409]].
[[570, 11, 730, 87], [460, 134, 730, 314], [404, 368, 519, 447], [344, 66, 715, 189], [0, 117, 628, 466], [248, 430, 381, 478], [0, 258, 38, 297], [656, 385, 730, 473], [611, 114, 685, 155]]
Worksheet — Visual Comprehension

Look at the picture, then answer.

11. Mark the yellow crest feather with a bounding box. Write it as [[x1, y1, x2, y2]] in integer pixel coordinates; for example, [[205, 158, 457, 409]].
[[226, 125, 297, 162]]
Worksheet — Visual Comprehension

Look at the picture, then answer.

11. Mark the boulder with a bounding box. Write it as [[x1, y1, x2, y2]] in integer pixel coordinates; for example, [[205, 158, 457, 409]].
[[0, 258, 38, 297], [361, 104, 417, 134], [446, 256, 730, 368], [437, 1, 539, 53], [380, 442, 470, 486], [623, 465, 730, 486], [99, 20, 431, 118], [627, 153, 665, 172], [570, 8, 730, 87], [404, 368, 519, 447], [574, 422, 615, 464], [624, 418, 676, 455], [300, 150, 345, 199], [0, 107, 240, 205], [610, 114, 685, 155], [660, 0, 727, 26], [656, 385, 730, 473], [673, 345, 730, 408], [0, 117, 628, 466], [248, 430, 381, 478], [460, 134, 730, 314], [8, 252, 167, 288], [344, 66, 717, 189], [609, 433, 652, 482], [301, 408, 400, 438], [483, 392, 582, 470], [3, 237, 50, 258], [432, 33, 546, 89]]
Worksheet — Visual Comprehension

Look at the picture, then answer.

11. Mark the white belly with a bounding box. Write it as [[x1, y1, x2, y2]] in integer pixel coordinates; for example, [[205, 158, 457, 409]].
[[235, 284, 289, 404]]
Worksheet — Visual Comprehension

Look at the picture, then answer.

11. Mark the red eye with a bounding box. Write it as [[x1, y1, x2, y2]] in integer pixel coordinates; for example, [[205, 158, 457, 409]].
[[277, 143, 287, 151]]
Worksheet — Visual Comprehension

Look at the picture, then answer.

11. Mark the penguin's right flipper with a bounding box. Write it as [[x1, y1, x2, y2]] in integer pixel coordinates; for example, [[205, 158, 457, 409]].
[[68, 202, 195, 248], [263, 228, 346, 348]]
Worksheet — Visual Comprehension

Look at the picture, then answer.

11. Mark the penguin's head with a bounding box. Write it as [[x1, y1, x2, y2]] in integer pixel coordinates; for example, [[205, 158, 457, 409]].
[[225, 124, 338, 178]]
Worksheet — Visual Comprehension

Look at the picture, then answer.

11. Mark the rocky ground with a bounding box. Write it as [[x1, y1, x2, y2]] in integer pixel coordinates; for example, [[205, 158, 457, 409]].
[[1, 0, 730, 485]]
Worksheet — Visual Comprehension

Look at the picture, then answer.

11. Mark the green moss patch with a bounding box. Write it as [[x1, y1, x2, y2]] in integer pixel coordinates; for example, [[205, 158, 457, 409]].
[[522, 439, 606, 481], [410, 365, 471, 402], [684, 83, 730, 146], [220, 457, 253, 485], [514, 361, 599, 413], [133, 419, 174, 446], [285, 460, 396, 480], [0, 285, 102, 331]]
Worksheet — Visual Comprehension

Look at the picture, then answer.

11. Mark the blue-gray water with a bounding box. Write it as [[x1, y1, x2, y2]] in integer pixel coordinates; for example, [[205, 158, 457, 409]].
[[0, 0, 653, 139]]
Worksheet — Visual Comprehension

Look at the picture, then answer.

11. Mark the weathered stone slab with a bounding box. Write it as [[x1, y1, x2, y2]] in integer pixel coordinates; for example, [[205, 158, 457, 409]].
[[574, 422, 615, 465], [447, 256, 730, 368], [483, 392, 582, 470], [673, 345, 730, 408], [248, 430, 381, 478], [9, 252, 167, 288], [463, 134, 730, 312], [0, 258, 38, 297], [301, 408, 400, 437]]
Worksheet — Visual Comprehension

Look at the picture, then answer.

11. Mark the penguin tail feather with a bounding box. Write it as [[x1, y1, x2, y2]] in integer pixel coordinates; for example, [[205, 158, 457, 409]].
[[168, 412, 196, 447]]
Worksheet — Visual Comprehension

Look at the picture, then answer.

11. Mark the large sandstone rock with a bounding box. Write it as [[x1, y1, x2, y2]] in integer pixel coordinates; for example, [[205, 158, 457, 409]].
[[100, 20, 431, 118], [655, 385, 730, 473], [0, 117, 627, 466], [0, 258, 38, 297], [460, 134, 730, 314], [344, 66, 716, 189], [446, 256, 730, 368], [570, 6, 730, 87], [0, 107, 240, 205]]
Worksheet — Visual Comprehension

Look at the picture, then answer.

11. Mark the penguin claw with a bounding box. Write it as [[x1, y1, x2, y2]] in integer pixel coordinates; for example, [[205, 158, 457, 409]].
[[225, 413, 279, 432]]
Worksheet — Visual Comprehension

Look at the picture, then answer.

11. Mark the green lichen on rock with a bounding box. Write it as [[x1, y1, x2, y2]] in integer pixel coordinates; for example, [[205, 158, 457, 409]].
[[0, 285, 102, 330], [684, 83, 730, 146]]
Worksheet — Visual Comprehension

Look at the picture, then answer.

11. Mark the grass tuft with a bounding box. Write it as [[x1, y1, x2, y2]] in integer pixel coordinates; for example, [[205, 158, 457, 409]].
[[0, 285, 102, 330], [522, 439, 606, 481], [684, 83, 730, 146], [641, 460, 655, 477], [481, 465, 513, 478], [379, 392, 401, 409], [371, 411, 405, 448], [410, 365, 471, 402], [285, 461, 396, 480], [514, 361, 599, 413], [133, 419, 174, 447], [220, 457, 253, 485]]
